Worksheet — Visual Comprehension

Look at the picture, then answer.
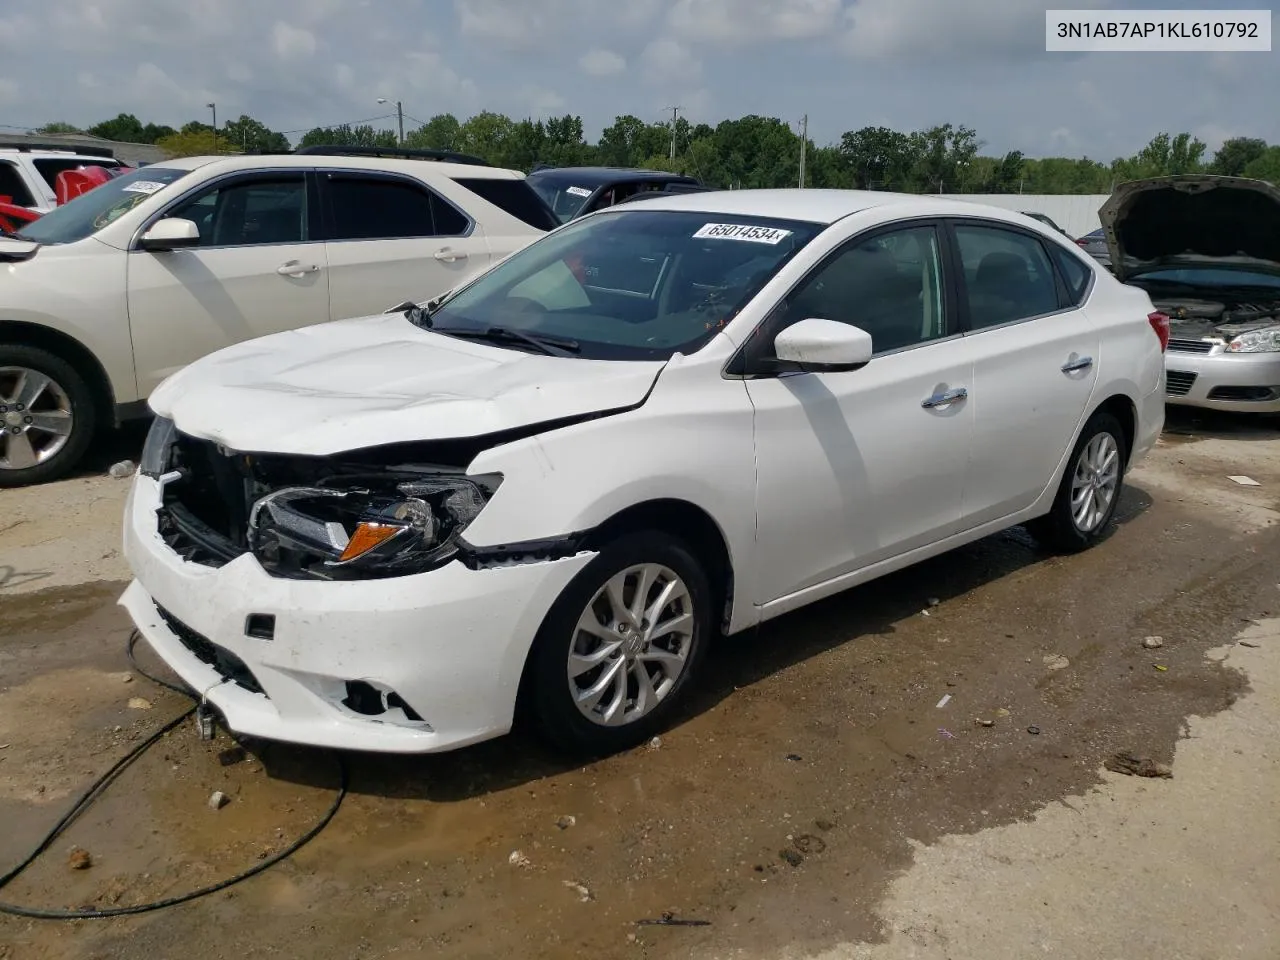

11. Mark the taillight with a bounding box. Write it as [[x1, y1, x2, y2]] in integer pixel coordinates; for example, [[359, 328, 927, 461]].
[[1076, 238, 1088, 246], [1148, 311, 1170, 352]]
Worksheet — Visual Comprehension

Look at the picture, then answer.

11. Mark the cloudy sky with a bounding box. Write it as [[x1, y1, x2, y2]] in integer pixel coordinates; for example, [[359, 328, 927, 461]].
[[1, 0, 1273, 160]]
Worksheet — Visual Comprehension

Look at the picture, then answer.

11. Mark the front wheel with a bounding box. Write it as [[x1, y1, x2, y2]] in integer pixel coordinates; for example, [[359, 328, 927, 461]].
[[0, 346, 97, 488], [525, 532, 713, 757], [1027, 410, 1127, 553]]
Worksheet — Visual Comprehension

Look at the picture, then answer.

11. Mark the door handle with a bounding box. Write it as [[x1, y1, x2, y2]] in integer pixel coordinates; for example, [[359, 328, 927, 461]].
[[1061, 355, 1094, 373], [921, 387, 968, 409], [434, 248, 468, 262], [277, 261, 320, 277]]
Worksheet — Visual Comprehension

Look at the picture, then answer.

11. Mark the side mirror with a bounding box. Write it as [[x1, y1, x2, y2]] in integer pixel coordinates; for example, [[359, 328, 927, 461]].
[[772, 318, 873, 372], [139, 217, 200, 251]]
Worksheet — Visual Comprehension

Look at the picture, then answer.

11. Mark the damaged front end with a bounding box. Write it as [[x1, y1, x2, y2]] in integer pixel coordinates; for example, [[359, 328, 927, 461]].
[[1159, 296, 1280, 354], [142, 417, 506, 580]]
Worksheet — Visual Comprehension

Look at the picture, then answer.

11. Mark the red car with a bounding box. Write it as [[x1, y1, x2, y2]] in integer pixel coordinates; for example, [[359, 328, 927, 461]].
[[0, 164, 129, 234]]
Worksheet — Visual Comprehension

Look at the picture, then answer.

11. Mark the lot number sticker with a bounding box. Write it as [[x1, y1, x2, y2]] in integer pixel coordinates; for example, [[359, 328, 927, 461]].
[[122, 181, 168, 195], [565, 186, 593, 197], [693, 223, 792, 244]]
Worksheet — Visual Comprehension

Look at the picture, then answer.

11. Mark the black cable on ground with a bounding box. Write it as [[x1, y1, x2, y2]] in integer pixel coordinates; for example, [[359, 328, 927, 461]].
[[0, 631, 347, 920]]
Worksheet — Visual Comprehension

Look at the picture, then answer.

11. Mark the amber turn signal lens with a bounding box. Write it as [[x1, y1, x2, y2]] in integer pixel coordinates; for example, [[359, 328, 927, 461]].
[[338, 522, 403, 562]]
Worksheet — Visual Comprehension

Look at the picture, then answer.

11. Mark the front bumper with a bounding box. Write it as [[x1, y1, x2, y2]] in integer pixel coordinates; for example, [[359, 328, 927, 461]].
[[120, 475, 595, 753], [1165, 350, 1280, 413]]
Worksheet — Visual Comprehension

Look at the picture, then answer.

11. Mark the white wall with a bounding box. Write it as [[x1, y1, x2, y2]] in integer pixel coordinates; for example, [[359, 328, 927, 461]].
[[939, 194, 1110, 239]]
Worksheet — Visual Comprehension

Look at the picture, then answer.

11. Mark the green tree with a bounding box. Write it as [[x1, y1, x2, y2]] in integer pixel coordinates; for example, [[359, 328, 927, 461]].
[[298, 124, 396, 148], [837, 126, 918, 190], [458, 111, 515, 163], [33, 121, 80, 135], [222, 115, 290, 153], [155, 129, 233, 157], [1211, 137, 1268, 176], [404, 113, 463, 151], [1242, 146, 1280, 184], [909, 124, 982, 193], [88, 113, 147, 143]]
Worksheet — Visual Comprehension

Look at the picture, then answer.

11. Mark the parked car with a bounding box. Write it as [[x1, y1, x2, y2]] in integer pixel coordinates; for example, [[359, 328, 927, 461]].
[[121, 189, 1165, 758], [1020, 211, 1071, 237], [526, 166, 704, 222], [0, 146, 556, 486], [0, 199, 40, 235], [1076, 227, 1112, 271], [0, 145, 128, 213], [1100, 174, 1280, 412]]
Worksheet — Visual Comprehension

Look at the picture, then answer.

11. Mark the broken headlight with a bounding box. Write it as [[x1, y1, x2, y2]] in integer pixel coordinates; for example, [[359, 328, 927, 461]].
[[1228, 326, 1280, 353], [140, 416, 177, 478], [247, 472, 501, 580]]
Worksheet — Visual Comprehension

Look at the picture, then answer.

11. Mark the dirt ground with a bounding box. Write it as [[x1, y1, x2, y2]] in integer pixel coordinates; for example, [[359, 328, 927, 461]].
[[2, 408, 1279, 960]]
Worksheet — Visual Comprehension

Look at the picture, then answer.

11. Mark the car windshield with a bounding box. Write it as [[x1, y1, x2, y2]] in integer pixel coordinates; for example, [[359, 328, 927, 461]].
[[1135, 267, 1280, 291], [423, 209, 824, 360], [527, 175, 597, 223], [16, 166, 191, 245]]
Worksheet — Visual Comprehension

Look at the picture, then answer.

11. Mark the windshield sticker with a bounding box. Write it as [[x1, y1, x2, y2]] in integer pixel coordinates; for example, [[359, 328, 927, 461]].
[[121, 180, 168, 195], [565, 186, 593, 198], [693, 223, 792, 244]]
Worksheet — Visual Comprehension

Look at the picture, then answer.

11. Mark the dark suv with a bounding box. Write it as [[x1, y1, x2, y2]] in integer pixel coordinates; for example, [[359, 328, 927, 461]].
[[526, 166, 707, 223]]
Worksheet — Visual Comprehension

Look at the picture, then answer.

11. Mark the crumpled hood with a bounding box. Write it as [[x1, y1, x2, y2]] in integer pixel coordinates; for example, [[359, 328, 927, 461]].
[[1099, 175, 1280, 281], [150, 314, 666, 455]]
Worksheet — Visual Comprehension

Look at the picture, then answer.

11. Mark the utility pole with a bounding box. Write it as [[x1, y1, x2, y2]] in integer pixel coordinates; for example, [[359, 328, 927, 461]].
[[207, 102, 217, 151], [798, 114, 808, 188], [667, 105, 682, 161], [377, 98, 405, 144]]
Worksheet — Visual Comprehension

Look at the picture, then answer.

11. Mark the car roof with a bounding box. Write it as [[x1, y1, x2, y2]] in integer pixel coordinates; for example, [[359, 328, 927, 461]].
[[608, 188, 1042, 226], [145, 154, 523, 179], [0, 149, 123, 162], [528, 166, 699, 187]]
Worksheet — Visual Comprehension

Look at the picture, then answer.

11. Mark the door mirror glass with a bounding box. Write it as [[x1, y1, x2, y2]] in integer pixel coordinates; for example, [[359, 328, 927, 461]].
[[140, 217, 200, 251], [773, 318, 873, 372]]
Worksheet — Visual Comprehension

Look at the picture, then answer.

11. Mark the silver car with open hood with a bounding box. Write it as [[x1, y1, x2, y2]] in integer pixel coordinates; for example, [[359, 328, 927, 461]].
[[1100, 175, 1280, 412]]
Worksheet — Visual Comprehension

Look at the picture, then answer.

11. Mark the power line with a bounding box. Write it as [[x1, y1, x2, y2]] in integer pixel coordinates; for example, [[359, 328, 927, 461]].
[[276, 113, 397, 135]]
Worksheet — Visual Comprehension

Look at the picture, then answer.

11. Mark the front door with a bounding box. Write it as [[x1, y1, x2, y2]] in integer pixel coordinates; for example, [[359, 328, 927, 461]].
[[126, 172, 329, 395], [744, 222, 975, 606]]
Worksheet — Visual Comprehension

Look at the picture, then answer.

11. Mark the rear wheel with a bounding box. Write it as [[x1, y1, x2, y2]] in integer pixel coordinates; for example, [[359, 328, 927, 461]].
[[525, 531, 713, 757], [1027, 410, 1126, 553], [0, 345, 97, 487]]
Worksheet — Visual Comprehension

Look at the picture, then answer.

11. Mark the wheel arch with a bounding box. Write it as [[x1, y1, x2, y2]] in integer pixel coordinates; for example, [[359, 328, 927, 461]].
[[0, 320, 117, 424], [1091, 392, 1138, 466]]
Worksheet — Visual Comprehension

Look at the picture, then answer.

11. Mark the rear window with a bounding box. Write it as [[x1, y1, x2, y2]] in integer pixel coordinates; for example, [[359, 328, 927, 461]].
[[0, 161, 35, 206], [452, 177, 559, 231], [33, 157, 123, 189]]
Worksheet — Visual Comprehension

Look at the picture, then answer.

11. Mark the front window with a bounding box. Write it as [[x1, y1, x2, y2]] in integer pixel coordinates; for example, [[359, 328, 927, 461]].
[[423, 209, 823, 360], [16, 166, 190, 245]]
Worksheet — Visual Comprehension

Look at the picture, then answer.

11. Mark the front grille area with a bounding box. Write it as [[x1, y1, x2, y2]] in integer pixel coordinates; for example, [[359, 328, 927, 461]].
[[1167, 338, 1215, 354], [156, 604, 265, 695], [1166, 371, 1197, 397], [1207, 385, 1279, 402], [159, 434, 253, 568]]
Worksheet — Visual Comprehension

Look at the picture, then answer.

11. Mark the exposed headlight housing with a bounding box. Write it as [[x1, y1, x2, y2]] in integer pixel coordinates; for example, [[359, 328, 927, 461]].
[[247, 471, 502, 580], [140, 415, 178, 477], [1228, 326, 1280, 353]]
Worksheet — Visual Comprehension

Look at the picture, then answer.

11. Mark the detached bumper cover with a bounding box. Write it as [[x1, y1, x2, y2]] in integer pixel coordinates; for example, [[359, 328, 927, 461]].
[[121, 475, 595, 753]]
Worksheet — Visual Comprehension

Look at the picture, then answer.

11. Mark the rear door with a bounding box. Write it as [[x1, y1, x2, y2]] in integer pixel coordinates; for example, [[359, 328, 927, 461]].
[[949, 220, 1100, 527], [126, 170, 330, 395], [318, 171, 491, 320]]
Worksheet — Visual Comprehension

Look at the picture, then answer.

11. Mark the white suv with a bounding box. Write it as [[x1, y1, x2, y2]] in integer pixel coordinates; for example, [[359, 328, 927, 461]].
[[0, 146, 128, 213], [122, 189, 1166, 758], [0, 147, 556, 485]]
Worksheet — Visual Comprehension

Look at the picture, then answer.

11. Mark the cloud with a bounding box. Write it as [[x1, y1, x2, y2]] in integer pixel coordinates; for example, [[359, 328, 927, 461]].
[[521, 86, 568, 116], [668, 0, 843, 44], [272, 21, 318, 59], [640, 37, 703, 86], [579, 48, 626, 76], [0, 78, 17, 105]]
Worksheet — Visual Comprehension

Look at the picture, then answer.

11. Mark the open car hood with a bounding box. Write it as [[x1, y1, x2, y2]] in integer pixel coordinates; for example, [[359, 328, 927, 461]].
[[1099, 176, 1280, 282], [149, 313, 665, 456]]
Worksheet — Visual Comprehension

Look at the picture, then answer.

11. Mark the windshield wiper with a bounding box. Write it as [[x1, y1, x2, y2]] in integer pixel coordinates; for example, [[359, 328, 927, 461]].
[[431, 325, 580, 357]]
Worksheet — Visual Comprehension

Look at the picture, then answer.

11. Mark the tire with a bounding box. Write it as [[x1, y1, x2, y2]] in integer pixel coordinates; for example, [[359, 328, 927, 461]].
[[1026, 410, 1127, 553], [524, 531, 714, 757], [0, 345, 98, 487]]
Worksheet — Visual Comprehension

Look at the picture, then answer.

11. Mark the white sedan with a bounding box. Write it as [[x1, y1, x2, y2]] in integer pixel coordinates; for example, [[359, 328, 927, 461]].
[[121, 189, 1167, 757]]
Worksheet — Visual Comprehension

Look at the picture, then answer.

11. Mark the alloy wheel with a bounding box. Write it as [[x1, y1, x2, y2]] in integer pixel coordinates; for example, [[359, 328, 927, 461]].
[[1069, 431, 1120, 533], [0, 366, 74, 472]]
